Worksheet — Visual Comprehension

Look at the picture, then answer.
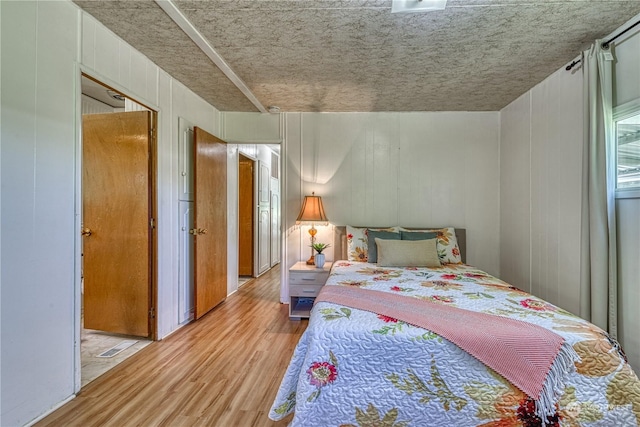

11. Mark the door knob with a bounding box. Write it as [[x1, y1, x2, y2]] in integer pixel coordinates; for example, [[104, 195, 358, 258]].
[[81, 228, 92, 237], [189, 228, 208, 235]]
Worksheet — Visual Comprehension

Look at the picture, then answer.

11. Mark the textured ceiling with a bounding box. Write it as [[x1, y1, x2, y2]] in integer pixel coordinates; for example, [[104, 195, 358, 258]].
[[73, 0, 640, 112]]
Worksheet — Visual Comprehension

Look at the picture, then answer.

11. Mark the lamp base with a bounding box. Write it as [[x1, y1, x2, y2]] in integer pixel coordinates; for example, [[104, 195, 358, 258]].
[[306, 255, 315, 265]]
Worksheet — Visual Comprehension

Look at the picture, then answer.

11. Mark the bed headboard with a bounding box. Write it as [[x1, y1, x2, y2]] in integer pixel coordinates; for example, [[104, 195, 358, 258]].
[[333, 226, 466, 264]]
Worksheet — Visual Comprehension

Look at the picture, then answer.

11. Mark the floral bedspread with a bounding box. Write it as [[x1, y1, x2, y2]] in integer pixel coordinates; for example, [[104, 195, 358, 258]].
[[269, 262, 640, 427]]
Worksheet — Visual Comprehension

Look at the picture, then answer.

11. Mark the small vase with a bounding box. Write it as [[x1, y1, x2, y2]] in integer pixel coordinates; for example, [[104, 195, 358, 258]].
[[314, 253, 326, 268]]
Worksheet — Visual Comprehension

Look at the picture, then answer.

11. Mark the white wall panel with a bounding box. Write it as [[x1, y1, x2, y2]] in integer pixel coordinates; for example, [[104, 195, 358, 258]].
[[1, 1, 78, 425], [283, 114, 303, 302], [613, 30, 640, 107], [285, 112, 501, 276], [500, 66, 583, 316], [117, 40, 132, 90], [530, 67, 584, 315], [617, 199, 640, 370], [93, 22, 120, 83], [614, 29, 640, 371], [227, 144, 240, 295], [553, 76, 584, 315], [530, 82, 561, 307], [156, 69, 176, 340], [80, 13, 96, 69], [500, 92, 532, 292], [129, 49, 149, 103], [222, 112, 282, 142], [146, 63, 159, 107], [461, 114, 501, 273], [2, 2, 227, 424], [171, 79, 218, 135]]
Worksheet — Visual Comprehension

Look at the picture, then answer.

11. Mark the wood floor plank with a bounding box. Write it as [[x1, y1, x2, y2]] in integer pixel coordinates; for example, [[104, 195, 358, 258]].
[[36, 265, 299, 427]]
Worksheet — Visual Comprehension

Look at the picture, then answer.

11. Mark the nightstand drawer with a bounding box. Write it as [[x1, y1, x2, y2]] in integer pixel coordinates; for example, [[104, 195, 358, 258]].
[[288, 261, 332, 319], [289, 272, 329, 285], [289, 284, 324, 297]]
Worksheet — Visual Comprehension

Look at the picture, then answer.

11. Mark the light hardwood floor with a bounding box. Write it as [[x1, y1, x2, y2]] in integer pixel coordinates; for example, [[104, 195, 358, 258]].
[[37, 265, 304, 427]]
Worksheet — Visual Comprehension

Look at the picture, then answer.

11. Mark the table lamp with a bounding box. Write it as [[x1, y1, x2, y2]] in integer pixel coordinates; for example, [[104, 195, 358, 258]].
[[296, 192, 329, 265]]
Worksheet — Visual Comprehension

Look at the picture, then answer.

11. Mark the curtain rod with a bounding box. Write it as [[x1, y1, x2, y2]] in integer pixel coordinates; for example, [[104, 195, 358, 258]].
[[602, 19, 640, 49], [566, 18, 640, 71], [565, 59, 581, 71]]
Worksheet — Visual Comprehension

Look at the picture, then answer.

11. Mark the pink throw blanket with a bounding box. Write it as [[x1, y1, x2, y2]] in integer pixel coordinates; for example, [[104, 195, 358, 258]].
[[315, 285, 578, 420]]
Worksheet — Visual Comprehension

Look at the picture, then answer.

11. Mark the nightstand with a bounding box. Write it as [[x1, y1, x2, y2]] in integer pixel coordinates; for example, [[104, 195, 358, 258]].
[[289, 261, 332, 319]]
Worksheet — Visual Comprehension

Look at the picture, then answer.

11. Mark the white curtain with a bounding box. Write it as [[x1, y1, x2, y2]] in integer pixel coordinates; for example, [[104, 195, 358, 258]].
[[580, 41, 618, 337]]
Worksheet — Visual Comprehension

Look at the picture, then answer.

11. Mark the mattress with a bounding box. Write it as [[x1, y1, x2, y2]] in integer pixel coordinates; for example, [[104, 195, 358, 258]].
[[270, 261, 640, 426]]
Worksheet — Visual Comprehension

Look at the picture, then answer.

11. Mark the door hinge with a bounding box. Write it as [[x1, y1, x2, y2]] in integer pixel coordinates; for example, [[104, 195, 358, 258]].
[[150, 127, 156, 139], [149, 307, 156, 318], [150, 218, 156, 229]]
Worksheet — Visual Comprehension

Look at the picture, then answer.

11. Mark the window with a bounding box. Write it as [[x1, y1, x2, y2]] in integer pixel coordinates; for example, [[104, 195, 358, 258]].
[[615, 109, 640, 192]]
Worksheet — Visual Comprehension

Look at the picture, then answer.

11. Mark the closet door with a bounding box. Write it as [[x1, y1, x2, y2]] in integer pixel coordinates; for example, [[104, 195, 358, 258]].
[[178, 201, 194, 324], [178, 118, 195, 324], [257, 161, 271, 274], [270, 184, 280, 266], [270, 151, 280, 266], [193, 127, 227, 319]]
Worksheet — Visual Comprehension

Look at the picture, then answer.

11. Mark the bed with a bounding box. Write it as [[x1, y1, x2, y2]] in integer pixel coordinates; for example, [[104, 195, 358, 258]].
[[270, 226, 640, 426]]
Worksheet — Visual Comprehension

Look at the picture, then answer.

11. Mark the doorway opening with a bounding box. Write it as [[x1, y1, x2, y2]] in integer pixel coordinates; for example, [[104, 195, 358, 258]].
[[80, 74, 156, 387], [236, 145, 281, 287]]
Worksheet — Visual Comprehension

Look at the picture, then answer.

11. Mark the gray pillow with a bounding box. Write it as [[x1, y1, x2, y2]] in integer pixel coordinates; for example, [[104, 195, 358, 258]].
[[401, 230, 438, 241], [367, 230, 400, 263]]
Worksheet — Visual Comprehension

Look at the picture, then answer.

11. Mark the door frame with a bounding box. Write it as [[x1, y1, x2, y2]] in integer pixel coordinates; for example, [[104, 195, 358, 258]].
[[74, 70, 159, 393]]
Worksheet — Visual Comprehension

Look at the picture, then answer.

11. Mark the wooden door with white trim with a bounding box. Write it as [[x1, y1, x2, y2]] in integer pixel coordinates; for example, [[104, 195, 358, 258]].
[[193, 127, 227, 319], [82, 111, 152, 337]]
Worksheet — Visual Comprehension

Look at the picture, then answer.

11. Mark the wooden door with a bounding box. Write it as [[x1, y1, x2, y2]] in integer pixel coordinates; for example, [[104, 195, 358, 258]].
[[238, 155, 254, 276], [82, 111, 151, 337], [193, 127, 227, 319]]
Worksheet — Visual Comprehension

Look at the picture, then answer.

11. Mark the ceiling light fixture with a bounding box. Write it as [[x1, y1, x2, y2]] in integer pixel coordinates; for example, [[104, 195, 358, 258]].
[[391, 0, 447, 14], [106, 90, 125, 101]]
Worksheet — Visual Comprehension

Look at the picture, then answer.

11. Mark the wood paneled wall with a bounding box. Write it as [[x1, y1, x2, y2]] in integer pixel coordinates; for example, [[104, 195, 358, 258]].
[[613, 29, 640, 371], [499, 67, 584, 316], [283, 111, 501, 280], [501, 27, 640, 372], [1, 2, 224, 425], [1, 2, 79, 425]]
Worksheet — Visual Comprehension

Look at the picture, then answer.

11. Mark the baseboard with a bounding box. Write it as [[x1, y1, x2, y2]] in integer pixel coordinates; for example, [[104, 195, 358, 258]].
[[25, 394, 76, 427]]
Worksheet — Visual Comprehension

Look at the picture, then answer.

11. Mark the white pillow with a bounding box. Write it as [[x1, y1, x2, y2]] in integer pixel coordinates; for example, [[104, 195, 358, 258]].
[[375, 238, 441, 268]]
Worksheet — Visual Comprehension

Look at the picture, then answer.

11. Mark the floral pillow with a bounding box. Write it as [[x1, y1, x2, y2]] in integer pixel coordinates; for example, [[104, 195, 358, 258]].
[[346, 226, 399, 262], [400, 227, 462, 264]]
